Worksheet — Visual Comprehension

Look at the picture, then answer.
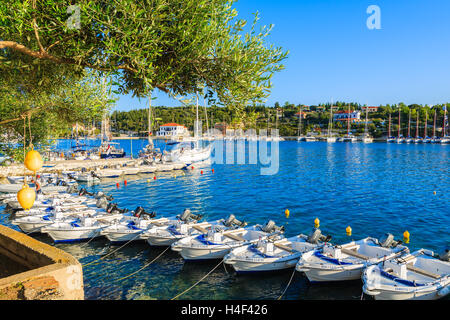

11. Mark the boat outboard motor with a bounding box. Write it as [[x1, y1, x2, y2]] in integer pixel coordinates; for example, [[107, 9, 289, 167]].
[[223, 214, 247, 228], [133, 206, 156, 219], [67, 173, 76, 180], [96, 196, 109, 209], [261, 220, 285, 234], [438, 247, 450, 262], [178, 209, 203, 222], [307, 229, 331, 244], [378, 233, 400, 248], [66, 184, 78, 194], [91, 171, 100, 179]]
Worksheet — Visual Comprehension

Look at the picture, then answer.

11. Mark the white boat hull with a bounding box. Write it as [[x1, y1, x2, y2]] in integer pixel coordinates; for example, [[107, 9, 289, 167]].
[[43, 227, 103, 243], [299, 266, 363, 282], [176, 246, 233, 260], [225, 256, 299, 273]]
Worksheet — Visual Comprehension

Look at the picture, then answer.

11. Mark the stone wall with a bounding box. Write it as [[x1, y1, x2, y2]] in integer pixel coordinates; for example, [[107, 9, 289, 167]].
[[0, 225, 84, 300]]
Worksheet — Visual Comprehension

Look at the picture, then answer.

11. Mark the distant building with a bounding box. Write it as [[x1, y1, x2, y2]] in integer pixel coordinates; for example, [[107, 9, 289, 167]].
[[333, 110, 361, 122], [294, 111, 311, 119], [361, 106, 379, 113], [214, 123, 228, 135], [157, 123, 190, 138]]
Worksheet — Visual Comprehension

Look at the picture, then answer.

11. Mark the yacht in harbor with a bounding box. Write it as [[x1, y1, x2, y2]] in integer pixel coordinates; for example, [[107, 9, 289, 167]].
[[440, 107, 449, 144], [361, 105, 373, 143], [341, 105, 358, 142], [326, 103, 337, 143], [414, 113, 423, 143], [396, 109, 405, 143], [386, 114, 396, 143]]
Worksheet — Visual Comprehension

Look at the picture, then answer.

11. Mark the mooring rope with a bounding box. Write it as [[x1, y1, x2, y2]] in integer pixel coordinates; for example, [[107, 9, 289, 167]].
[[82, 231, 144, 267], [170, 260, 224, 300], [277, 267, 297, 300], [115, 246, 171, 282]]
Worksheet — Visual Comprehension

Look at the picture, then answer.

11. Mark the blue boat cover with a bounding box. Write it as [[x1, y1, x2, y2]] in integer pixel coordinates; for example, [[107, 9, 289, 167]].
[[314, 250, 354, 265]]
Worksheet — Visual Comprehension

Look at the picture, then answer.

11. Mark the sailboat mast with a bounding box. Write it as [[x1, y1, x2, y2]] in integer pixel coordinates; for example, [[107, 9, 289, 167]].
[[416, 113, 419, 138], [408, 109, 411, 138], [398, 108, 401, 138], [443, 107, 447, 137], [298, 105, 302, 136], [328, 102, 333, 137], [364, 105, 369, 136], [195, 94, 199, 139], [424, 111, 428, 138], [433, 109, 436, 137], [347, 105, 350, 136], [388, 113, 391, 137], [148, 91, 154, 147]]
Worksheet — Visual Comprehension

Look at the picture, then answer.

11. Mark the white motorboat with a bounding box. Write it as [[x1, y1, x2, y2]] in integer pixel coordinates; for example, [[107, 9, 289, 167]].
[[138, 165, 157, 174], [361, 136, 374, 143], [100, 207, 177, 243], [41, 214, 121, 243], [386, 137, 396, 143], [0, 183, 68, 194], [342, 135, 357, 142], [326, 137, 337, 143], [296, 234, 409, 282], [304, 136, 317, 142], [162, 141, 212, 165], [171, 219, 285, 261], [224, 229, 332, 273], [93, 168, 123, 178], [144, 209, 219, 246], [11, 211, 73, 233], [362, 248, 450, 300], [441, 136, 450, 144]]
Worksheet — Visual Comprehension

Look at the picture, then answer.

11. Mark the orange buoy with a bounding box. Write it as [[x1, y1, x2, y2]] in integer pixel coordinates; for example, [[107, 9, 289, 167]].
[[191, 166, 194, 170], [24, 149, 43, 173], [201, 170, 203, 175], [116, 182, 120, 188], [124, 180, 127, 186], [212, 169, 214, 173], [154, 176, 157, 180], [17, 184, 36, 210]]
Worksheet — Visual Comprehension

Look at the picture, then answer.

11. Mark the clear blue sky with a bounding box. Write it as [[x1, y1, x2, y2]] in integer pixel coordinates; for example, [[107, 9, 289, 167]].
[[115, 0, 450, 111]]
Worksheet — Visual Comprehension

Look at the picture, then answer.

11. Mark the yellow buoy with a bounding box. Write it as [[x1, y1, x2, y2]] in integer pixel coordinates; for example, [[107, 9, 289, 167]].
[[24, 149, 43, 173], [314, 218, 320, 229], [285, 209, 290, 218], [403, 230, 410, 244], [346, 226, 352, 236], [433, 191, 436, 195], [17, 184, 36, 211]]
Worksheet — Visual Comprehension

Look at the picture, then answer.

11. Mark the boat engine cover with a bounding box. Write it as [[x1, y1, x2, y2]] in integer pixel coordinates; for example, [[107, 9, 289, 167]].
[[379, 233, 395, 248], [439, 247, 450, 262]]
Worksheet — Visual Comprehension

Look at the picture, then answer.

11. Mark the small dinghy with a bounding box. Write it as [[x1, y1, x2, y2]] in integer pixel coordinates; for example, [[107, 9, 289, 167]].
[[224, 228, 331, 273], [144, 209, 219, 246], [101, 207, 176, 243], [171, 217, 285, 261], [11, 211, 74, 233], [362, 248, 450, 300], [296, 233, 409, 282], [41, 214, 122, 243]]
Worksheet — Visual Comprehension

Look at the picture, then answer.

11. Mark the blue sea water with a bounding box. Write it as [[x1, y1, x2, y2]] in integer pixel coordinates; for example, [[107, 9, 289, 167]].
[[1, 140, 449, 300]]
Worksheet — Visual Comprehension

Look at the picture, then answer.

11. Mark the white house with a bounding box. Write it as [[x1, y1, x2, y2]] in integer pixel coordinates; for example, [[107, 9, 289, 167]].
[[157, 123, 190, 138], [333, 111, 361, 122]]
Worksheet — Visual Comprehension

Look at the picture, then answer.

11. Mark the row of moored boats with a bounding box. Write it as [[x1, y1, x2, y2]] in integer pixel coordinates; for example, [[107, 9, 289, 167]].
[[1, 182, 448, 300]]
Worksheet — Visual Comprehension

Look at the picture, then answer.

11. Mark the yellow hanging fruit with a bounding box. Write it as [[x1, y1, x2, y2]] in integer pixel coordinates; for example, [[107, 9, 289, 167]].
[[17, 184, 36, 211], [24, 149, 43, 173]]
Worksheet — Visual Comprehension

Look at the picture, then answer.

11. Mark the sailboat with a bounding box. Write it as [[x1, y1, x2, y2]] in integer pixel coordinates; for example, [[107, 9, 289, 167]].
[[139, 92, 162, 162], [441, 106, 450, 144], [342, 105, 357, 142], [98, 115, 126, 159], [395, 108, 405, 143], [431, 109, 440, 143], [423, 110, 431, 143], [362, 106, 373, 143], [387, 113, 396, 143], [297, 105, 306, 142], [162, 94, 212, 165], [414, 112, 422, 143], [405, 109, 414, 143], [326, 103, 337, 142]]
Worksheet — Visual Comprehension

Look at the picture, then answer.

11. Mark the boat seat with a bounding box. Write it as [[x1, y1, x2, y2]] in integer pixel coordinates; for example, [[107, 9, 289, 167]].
[[192, 225, 208, 234], [341, 248, 370, 260], [406, 264, 441, 279], [274, 242, 293, 253], [223, 232, 246, 242]]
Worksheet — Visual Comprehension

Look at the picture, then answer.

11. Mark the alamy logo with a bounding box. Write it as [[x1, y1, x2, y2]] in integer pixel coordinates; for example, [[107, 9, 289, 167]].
[[366, 5, 381, 30]]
